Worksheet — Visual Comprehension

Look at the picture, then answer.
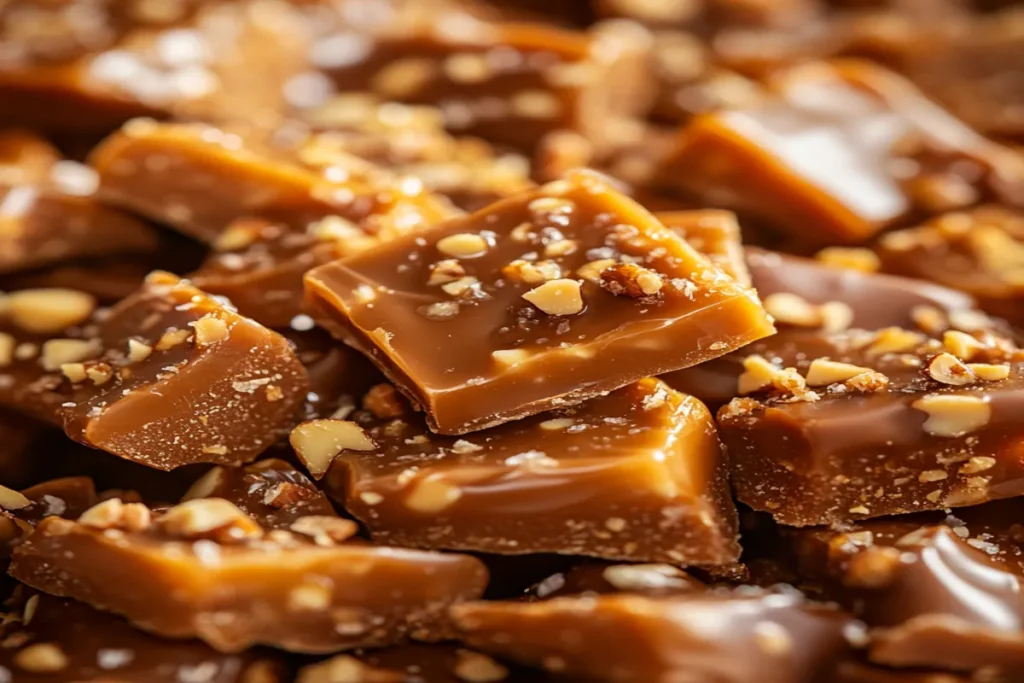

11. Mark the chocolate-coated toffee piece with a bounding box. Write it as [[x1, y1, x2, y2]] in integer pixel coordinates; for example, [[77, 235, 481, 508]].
[[0, 477, 98, 569], [786, 500, 1024, 673], [453, 588, 855, 683], [319, 378, 740, 566], [91, 119, 455, 245], [305, 170, 774, 434], [181, 458, 337, 530], [0, 0, 307, 135], [312, 12, 654, 150], [0, 130, 158, 275], [57, 272, 309, 469], [0, 587, 286, 683], [717, 326, 1024, 525], [661, 247, 984, 409], [655, 59, 1024, 245], [877, 206, 1024, 328], [655, 209, 751, 286], [301, 95, 534, 212], [10, 496, 489, 653]]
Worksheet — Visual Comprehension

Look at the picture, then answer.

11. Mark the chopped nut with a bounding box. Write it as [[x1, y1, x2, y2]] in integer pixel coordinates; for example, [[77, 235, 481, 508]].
[[0, 484, 30, 510], [539, 418, 574, 431], [428, 259, 466, 285], [576, 258, 617, 283], [290, 419, 377, 478], [159, 498, 261, 539], [418, 301, 460, 320], [290, 516, 358, 545], [442, 276, 481, 296], [763, 293, 820, 327], [602, 564, 691, 592], [61, 362, 88, 383], [502, 259, 561, 284], [968, 363, 1011, 381], [600, 263, 663, 297], [193, 316, 229, 346], [960, 456, 997, 474], [844, 371, 890, 393], [6, 289, 95, 334], [454, 650, 509, 682], [452, 439, 482, 453], [926, 353, 977, 386], [155, 328, 192, 351], [942, 331, 985, 361], [738, 355, 806, 396], [865, 328, 923, 357], [912, 394, 991, 437], [919, 469, 949, 482], [40, 338, 98, 371], [181, 467, 224, 501], [362, 384, 405, 419], [911, 305, 947, 335], [13, 643, 67, 673], [805, 359, 875, 387], [437, 233, 489, 258], [522, 279, 584, 316], [86, 363, 113, 385], [127, 339, 153, 362], [543, 239, 578, 258], [815, 247, 881, 273], [492, 349, 531, 366], [819, 302, 854, 333], [406, 476, 462, 513], [289, 582, 332, 611], [78, 499, 151, 531]]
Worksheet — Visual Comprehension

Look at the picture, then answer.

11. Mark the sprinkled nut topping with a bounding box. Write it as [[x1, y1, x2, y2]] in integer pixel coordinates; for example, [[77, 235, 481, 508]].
[[406, 476, 462, 513], [0, 484, 30, 510], [428, 259, 467, 285], [290, 419, 377, 478], [912, 394, 991, 437], [805, 359, 875, 387], [454, 650, 510, 682], [926, 353, 977, 386], [41, 339, 98, 371], [5, 289, 96, 334], [437, 233, 489, 258], [815, 247, 881, 273], [193, 315, 229, 346], [522, 279, 584, 315], [13, 643, 68, 673], [159, 498, 262, 539], [600, 263, 664, 298]]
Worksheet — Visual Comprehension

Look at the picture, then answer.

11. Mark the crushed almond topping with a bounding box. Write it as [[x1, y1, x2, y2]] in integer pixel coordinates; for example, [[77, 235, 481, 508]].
[[502, 259, 561, 284], [805, 359, 874, 387], [738, 355, 807, 397], [522, 279, 584, 316], [843, 371, 890, 393], [6, 289, 96, 334], [41, 339, 98, 371], [819, 302, 854, 333], [362, 384, 405, 419], [926, 353, 977, 386], [155, 328, 192, 351], [290, 516, 358, 545], [193, 316, 229, 346], [454, 650, 510, 682], [600, 263, 664, 298], [0, 485, 30, 510], [86, 363, 113, 386], [815, 247, 881, 273], [437, 233, 488, 258], [544, 239, 578, 258], [61, 362, 88, 383], [428, 259, 466, 285], [441, 276, 481, 296], [866, 328, 923, 357], [762, 292, 820, 327], [943, 330, 985, 361], [127, 339, 153, 362], [290, 419, 377, 478], [960, 456, 997, 474], [912, 394, 991, 437], [968, 363, 1011, 381], [159, 498, 261, 539], [576, 258, 617, 283]]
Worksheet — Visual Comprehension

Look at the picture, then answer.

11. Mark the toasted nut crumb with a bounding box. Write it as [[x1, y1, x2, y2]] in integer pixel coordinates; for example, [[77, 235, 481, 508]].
[[912, 394, 991, 437], [79, 499, 151, 531], [544, 239, 578, 258], [815, 247, 881, 273], [844, 371, 890, 393], [849, 505, 870, 515], [454, 650, 509, 682], [359, 491, 384, 506], [266, 385, 283, 402], [942, 330, 984, 361], [926, 353, 977, 386], [911, 305, 947, 335], [418, 301, 460, 320], [61, 362, 88, 383], [86, 363, 113, 385], [437, 233, 488, 258], [127, 339, 153, 362], [290, 420, 377, 478], [540, 418, 574, 430], [763, 293, 820, 327], [14, 643, 67, 673], [290, 516, 357, 545], [738, 355, 807, 396], [193, 316, 229, 346], [522, 279, 584, 315], [866, 328, 923, 357], [40, 339, 98, 371], [576, 258, 617, 283], [406, 476, 462, 513], [919, 469, 949, 483], [820, 301, 854, 333], [362, 384, 405, 419], [290, 582, 332, 611], [968, 363, 1011, 381], [441, 276, 481, 296], [159, 498, 261, 539], [805, 359, 875, 386], [155, 328, 192, 351], [428, 259, 466, 285], [6, 289, 95, 334], [0, 333, 14, 367], [960, 456, 997, 474], [502, 259, 561, 284], [452, 439, 482, 453], [0, 484, 30, 510], [600, 263, 663, 297]]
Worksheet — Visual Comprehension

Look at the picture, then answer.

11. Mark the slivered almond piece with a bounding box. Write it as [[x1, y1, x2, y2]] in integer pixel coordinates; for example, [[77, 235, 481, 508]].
[[912, 394, 991, 437], [805, 359, 874, 386], [6, 289, 95, 334], [290, 419, 377, 478], [522, 279, 584, 315]]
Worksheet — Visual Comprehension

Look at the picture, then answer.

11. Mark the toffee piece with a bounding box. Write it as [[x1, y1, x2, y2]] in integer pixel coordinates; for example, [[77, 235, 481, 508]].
[[10, 496, 488, 653], [655, 209, 751, 286], [305, 170, 774, 434], [321, 378, 740, 566], [785, 500, 1024, 674], [717, 326, 1024, 525], [656, 59, 1024, 245], [453, 588, 854, 683]]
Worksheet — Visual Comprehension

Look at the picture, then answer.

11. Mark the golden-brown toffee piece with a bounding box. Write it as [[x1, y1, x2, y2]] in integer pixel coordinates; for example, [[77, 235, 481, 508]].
[[452, 588, 855, 683], [0, 477, 98, 570], [0, 587, 286, 683], [0, 130, 158, 274], [717, 326, 1024, 526], [0, 0, 308, 134], [181, 458, 337, 530], [311, 11, 654, 150], [877, 206, 1024, 328], [319, 378, 739, 566], [90, 119, 455, 245], [784, 500, 1024, 675], [10, 496, 488, 653], [662, 247, 990, 409], [305, 170, 774, 434], [655, 209, 751, 285], [58, 272, 309, 470], [656, 59, 1024, 245]]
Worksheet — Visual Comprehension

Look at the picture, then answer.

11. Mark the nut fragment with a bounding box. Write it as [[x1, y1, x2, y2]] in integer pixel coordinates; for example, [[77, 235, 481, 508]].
[[926, 353, 977, 386], [441, 276, 481, 296], [815, 247, 881, 273], [156, 328, 192, 350], [600, 263, 663, 297], [0, 484, 30, 510], [405, 475, 462, 513], [942, 331, 985, 361], [362, 384, 405, 419], [428, 259, 466, 285], [522, 279, 584, 316], [805, 359, 875, 387], [576, 258, 616, 283], [13, 643, 68, 673], [290, 419, 377, 478], [6, 289, 96, 334], [290, 516, 358, 545], [492, 349, 531, 366], [819, 302, 854, 333], [40, 338, 98, 371], [866, 328, 923, 357], [960, 456, 997, 474], [912, 394, 991, 437], [437, 233, 489, 258], [968, 363, 1011, 381], [454, 650, 509, 682], [159, 498, 262, 539], [78, 498, 151, 531], [193, 316, 229, 346], [762, 293, 820, 327], [127, 339, 153, 362], [502, 259, 561, 284], [738, 355, 806, 396], [61, 362, 88, 383]]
